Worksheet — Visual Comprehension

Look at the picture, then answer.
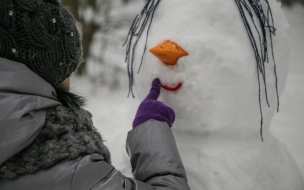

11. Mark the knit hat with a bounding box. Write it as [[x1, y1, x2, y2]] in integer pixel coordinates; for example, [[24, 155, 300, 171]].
[[0, 0, 83, 86]]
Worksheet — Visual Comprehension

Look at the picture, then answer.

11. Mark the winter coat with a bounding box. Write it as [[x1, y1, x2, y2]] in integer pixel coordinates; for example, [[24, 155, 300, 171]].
[[0, 58, 190, 190]]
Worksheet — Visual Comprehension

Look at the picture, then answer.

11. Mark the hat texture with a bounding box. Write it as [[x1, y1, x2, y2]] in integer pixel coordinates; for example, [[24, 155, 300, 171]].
[[0, 0, 82, 86]]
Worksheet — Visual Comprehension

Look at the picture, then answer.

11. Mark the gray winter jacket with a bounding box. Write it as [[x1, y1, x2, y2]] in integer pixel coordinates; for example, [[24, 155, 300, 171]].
[[0, 58, 190, 190]]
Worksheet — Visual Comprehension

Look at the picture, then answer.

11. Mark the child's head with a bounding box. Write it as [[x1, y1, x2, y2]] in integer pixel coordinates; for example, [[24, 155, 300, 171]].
[[0, 0, 82, 87]]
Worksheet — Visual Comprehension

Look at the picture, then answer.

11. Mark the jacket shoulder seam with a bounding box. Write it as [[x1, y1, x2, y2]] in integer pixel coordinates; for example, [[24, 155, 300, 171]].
[[70, 156, 84, 190]]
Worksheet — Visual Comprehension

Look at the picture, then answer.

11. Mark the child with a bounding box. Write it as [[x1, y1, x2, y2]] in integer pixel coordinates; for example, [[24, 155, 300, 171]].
[[0, 0, 190, 189]]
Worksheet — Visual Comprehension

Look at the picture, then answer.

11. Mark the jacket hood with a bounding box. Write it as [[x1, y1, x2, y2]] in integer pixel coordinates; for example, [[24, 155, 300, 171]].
[[0, 58, 60, 165]]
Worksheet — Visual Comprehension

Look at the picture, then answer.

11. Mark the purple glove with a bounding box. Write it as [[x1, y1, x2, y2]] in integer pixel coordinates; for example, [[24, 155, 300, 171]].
[[132, 78, 175, 128]]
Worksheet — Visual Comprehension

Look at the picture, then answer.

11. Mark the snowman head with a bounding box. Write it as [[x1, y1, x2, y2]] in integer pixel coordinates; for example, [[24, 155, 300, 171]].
[[124, 0, 290, 138]]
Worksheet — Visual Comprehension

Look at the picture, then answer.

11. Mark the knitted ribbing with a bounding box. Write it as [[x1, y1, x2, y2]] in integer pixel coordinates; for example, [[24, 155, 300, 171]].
[[0, 106, 111, 179], [0, 0, 82, 86]]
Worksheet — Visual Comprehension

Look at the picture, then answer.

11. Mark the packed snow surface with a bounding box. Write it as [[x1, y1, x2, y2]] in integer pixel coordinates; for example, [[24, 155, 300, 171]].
[[73, 2, 304, 190]]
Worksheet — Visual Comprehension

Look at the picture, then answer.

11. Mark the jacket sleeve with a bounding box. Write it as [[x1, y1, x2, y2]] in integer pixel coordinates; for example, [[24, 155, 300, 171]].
[[126, 119, 190, 190], [90, 120, 190, 190], [93, 120, 190, 190]]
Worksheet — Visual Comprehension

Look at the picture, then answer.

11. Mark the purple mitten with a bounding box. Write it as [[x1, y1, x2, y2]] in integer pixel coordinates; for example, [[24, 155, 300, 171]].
[[132, 78, 175, 128]]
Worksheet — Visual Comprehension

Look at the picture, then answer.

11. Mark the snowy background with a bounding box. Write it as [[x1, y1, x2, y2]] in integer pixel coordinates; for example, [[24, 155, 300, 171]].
[[71, 4, 304, 178]]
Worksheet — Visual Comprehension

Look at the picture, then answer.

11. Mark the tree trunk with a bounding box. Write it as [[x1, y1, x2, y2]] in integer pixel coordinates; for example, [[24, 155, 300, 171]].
[[76, 23, 99, 75]]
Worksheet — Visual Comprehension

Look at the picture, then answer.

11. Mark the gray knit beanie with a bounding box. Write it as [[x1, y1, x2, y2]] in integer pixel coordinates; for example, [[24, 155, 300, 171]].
[[0, 0, 83, 86]]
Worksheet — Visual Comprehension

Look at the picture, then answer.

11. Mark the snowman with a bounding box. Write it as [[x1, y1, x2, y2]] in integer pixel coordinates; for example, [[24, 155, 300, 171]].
[[123, 0, 304, 189]]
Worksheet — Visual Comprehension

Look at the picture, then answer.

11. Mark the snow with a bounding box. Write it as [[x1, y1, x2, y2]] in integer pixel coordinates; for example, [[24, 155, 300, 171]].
[[72, 2, 304, 189], [130, 0, 290, 134], [270, 4, 304, 180]]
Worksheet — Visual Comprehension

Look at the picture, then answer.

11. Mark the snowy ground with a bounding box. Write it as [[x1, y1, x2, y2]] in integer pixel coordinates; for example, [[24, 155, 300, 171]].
[[73, 5, 304, 178]]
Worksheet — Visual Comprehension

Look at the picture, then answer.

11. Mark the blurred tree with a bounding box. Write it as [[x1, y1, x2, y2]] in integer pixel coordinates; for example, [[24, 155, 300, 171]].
[[60, 0, 146, 91], [281, 0, 304, 6]]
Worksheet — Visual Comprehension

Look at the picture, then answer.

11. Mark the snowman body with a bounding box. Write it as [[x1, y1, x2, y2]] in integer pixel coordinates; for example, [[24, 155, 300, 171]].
[[172, 129, 304, 189], [128, 0, 304, 189]]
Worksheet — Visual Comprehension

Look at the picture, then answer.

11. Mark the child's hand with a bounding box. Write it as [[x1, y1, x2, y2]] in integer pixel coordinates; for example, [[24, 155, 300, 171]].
[[132, 78, 175, 128]]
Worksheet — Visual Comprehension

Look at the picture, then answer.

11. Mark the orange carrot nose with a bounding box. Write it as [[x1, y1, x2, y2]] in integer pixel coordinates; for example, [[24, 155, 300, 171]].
[[149, 40, 188, 65]]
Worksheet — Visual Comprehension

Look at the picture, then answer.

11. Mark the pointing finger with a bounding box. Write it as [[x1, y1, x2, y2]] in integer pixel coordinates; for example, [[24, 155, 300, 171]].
[[145, 78, 161, 100]]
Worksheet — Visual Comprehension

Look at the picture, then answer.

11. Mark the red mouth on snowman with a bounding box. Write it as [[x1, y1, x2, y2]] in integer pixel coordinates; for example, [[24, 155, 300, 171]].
[[161, 83, 183, 92], [150, 40, 188, 92]]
